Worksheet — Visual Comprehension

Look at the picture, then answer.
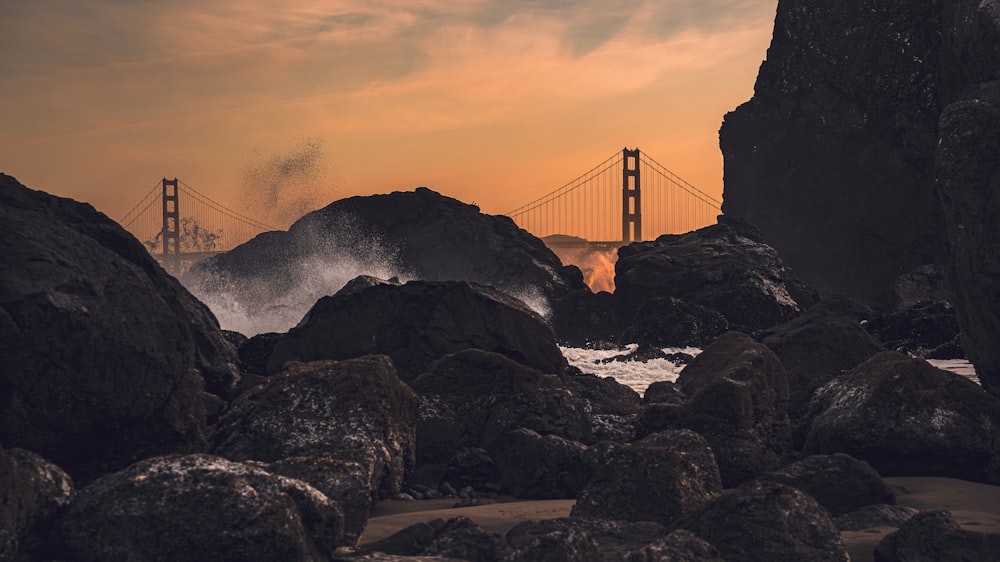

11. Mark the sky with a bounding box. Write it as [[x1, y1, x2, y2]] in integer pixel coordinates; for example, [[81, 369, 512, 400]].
[[0, 0, 777, 235]]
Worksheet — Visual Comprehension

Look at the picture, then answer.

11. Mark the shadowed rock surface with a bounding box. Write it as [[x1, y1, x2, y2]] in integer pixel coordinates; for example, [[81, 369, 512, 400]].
[[874, 510, 1000, 561], [760, 453, 895, 516], [619, 296, 729, 349], [0, 174, 239, 484], [1, 444, 74, 562], [493, 428, 591, 499]]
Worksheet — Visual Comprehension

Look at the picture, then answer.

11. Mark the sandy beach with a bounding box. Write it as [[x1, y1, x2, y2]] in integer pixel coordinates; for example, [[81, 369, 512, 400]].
[[361, 476, 1000, 560]]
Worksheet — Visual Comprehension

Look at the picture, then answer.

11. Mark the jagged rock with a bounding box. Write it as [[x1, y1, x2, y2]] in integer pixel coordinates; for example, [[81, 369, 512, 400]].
[[615, 217, 817, 336], [804, 351, 1000, 483], [54, 454, 345, 562], [563, 368, 642, 416], [760, 453, 894, 516], [0, 175, 239, 483], [874, 510, 1000, 561], [760, 297, 883, 447], [493, 428, 591, 499], [642, 381, 687, 405], [184, 187, 587, 335], [237, 331, 283, 375], [1, 444, 75, 562], [422, 516, 511, 562], [411, 350, 591, 468], [636, 332, 791, 486], [254, 457, 375, 545], [623, 529, 724, 562], [571, 437, 722, 526], [211, 356, 418, 498], [865, 301, 962, 358], [551, 286, 623, 347], [835, 504, 919, 532], [674, 480, 849, 562], [502, 517, 668, 562], [504, 519, 601, 562], [720, 0, 1000, 309], [266, 280, 565, 381], [635, 430, 724, 492], [619, 297, 729, 348], [939, 81, 1000, 395]]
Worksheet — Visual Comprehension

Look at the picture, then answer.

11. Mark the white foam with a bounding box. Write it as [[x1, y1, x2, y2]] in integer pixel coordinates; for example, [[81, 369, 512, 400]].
[[560, 344, 701, 396]]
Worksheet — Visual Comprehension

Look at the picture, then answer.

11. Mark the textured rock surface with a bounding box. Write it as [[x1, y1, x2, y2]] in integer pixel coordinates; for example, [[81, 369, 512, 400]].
[[55, 454, 345, 562], [1, 444, 75, 562], [805, 351, 1000, 483], [760, 453, 894, 516], [267, 280, 565, 380], [493, 428, 591, 499], [938, 81, 1000, 394], [619, 296, 729, 349], [720, 0, 1000, 308], [874, 510, 1000, 561], [0, 174, 238, 483], [623, 530, 724, 562], [211, 356, 419, 498], [615, 217, 816, 335]]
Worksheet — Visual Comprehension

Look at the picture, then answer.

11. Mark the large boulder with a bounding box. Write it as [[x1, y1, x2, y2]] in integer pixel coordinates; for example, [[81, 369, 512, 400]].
[[760, 454, 895, 517], [938, 81, 1000, 394], [674, 481, 849, 562], [184, 187, 587, 334], [0, 175, 238, 483], [804, 351, 1000, 483], [619, 296, 729, 349], [1, 444, 74, 562], [266, 280, 565, 381], [615, 217, 816, 335], [636, 332, 791, 486], [211, 356, 419, 498], [493, 428, 591, 499], [719, 0, 1000, 309], [54, 454, 346, 561], [874, 510, 1000, 562], [865, 300, 962, 359]]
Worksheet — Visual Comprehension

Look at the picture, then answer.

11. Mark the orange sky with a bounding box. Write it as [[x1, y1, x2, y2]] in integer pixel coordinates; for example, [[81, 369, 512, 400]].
[[0, 1, 777, 235]]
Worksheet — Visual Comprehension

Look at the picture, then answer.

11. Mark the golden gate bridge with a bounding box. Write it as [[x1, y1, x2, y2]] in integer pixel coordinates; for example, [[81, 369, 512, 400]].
[[119, 147, 722, 275]]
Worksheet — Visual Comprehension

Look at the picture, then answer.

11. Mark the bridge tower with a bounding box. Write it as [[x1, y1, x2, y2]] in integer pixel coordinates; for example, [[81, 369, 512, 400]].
[[622, 147, 641, 243], [161, 178, 180, 272]]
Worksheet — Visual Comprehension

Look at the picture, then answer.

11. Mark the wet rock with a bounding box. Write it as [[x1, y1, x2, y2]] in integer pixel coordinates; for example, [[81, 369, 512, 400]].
[[563, 368, 642, 416], [237, 331, 283, 375], [623, 529, 724, 562], [760, 453, 895, 516], [267, 280, 565, 381], [551, 287, 623, 347], [55, 454, 345, 561], [865, 301, 962, 358], [619, 297, 729, 349], [835, 504, 919, 532], [874, 510, 1000, 561], [635, 430, 724, 492], [0, 175, 239, 483], [675, 480, 849, 562], [642, 381, 687, 405], [636, 332, 791, 486], [493, 428, 592, 499], [804, 351, 1000, 483], [211, 356, 419, 498], [504, 519, 602, 562], [1, 444, 74, 561], [615, 217, 817, 335], [939, 81, 1000, 395], [358, 520, 442, 557], [441, 448, 500, 494], [422, 516, 511, 562]]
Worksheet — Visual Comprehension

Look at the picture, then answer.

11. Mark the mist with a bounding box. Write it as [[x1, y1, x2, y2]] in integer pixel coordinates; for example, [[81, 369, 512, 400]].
[[240, 137, 339, 228]]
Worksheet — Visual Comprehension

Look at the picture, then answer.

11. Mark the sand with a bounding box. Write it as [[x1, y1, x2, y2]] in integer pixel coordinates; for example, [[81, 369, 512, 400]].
[[360, 477, 1000, 560]]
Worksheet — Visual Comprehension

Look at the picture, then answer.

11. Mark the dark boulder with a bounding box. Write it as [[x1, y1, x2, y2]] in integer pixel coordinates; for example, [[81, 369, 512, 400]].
[[440, 448, 500, 495], [642, 381, 687, 405], [422, 516, 511, 562], [939, 81, 1000, 395], [184, 187, 586, 335], [237, 331, 283, 375], [674, 480, 849, 562], [635, 430, 724, 491], [719, 0, 1000, 309], [571, 438, 722, 526], [636, 332, 791, 486], [0, 175, 239, 483], [865, 300, 962, 358], [615, 217, 817, 335], [411, 350, 590, 467], [619, 296, 729, 349], [504, 517, 670, 562], [504, 519, 601, 562], [563, 368, 641, 416], [623, 530, 724, 562], [211, 356, 419, 498], [1, 444, 74, 561], [493, 428, 591, 499], [267, 280, 565, 381], [760, 453, 895, 516], [835, 504, 919, 532], [55, 454, 346, 561], [874, 510, 1000, 562], [551, 286, 623, 347], [804, 351, 1000, 483]]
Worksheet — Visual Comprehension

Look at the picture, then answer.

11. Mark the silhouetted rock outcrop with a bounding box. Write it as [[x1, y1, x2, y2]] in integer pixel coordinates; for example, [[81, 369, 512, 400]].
[[266, 280, 565, 381], [720, 0, 1000, 309], [54, 454, 346, 561], [805, 351, 1000, 483], [0, 174, 238, 483], [615, 218, 817, 336], [619, 296, 729, 349]]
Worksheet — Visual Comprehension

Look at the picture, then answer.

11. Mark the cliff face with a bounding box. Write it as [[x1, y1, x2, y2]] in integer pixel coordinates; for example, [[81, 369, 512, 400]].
[[720, 0, 1000, 308]]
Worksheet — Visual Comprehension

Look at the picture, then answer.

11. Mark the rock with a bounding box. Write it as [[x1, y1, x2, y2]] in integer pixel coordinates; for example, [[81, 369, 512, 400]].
[[422, 516, 511, 562], [675, 480, 849, 562], [54, 454, 345, 561], [835, 504, 919, 532], [939, 81, 1000, 395], [571, 438, 722, 526], [874, 510, 1000, 561], [623, 529, 724, 562], [636, 332, 791, 486], [719, 0, 1000, 309], [619, 297, 729, 349], [411, 350, 591, 467], [642, 381, 687, 405], [358, 520, 442, 557], [493, 428, 591, 499], [502, 517, 668, 561], [614, 217, 817, 335], [184, 187, 587, 335], [0, 175, 239, 483], [760, 454, 895, 516], [254, 457, 375, 545], [211, 356, 419, 498], [563, 368, 642, 416], [551, 287, 623, 347], [504, 519, 602, 562], [635, 430, 724, 492], [804, 351, 1000, 483], [237, 331, 283, 375], [1, 444, 75, 561], [865, 301, 962, 358], [440, 448, 499, 494], [266, 280, 565, 381], [760, 297, 884, 447]]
